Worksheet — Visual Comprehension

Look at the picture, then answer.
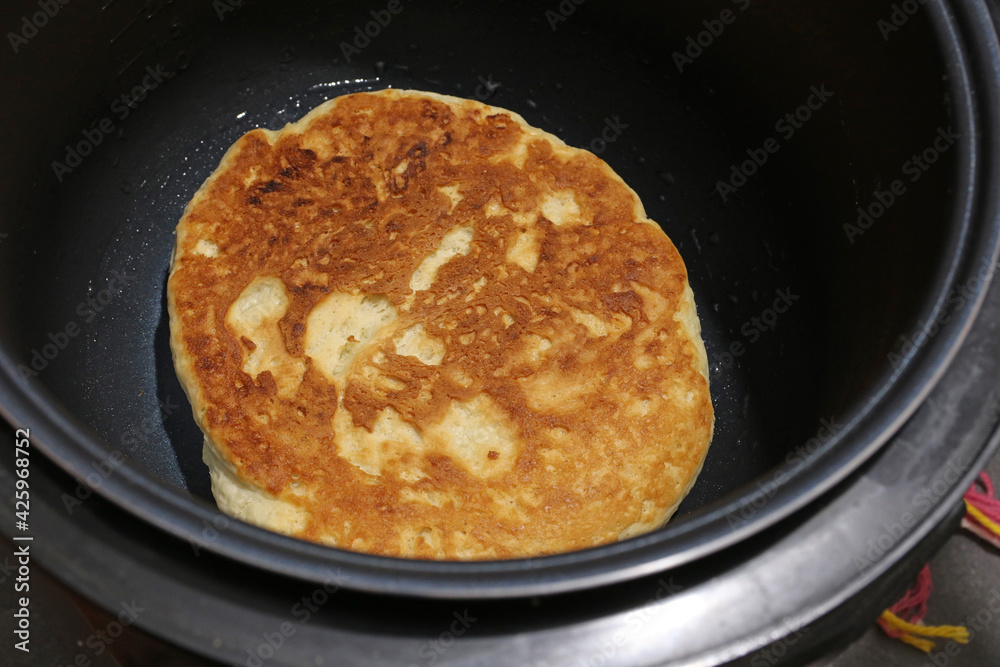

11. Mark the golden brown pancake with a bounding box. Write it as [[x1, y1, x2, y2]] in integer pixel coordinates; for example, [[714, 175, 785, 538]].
[[167, 89, 713, 560]]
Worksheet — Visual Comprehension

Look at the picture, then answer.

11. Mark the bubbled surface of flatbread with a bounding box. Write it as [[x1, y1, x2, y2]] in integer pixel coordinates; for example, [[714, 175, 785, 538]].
[[167, 89, 714, 560]]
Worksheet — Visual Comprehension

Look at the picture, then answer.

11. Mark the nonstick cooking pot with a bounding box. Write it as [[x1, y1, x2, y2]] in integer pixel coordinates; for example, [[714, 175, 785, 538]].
[[2, 0, 1000, 664]]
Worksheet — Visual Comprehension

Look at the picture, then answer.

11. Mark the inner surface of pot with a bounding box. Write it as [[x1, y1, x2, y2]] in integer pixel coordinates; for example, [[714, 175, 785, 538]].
[[0, 0, 988, 594]]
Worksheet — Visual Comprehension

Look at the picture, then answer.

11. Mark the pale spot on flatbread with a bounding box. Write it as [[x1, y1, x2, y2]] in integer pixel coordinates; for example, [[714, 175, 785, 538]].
[[410, 225, 473, 293], [506, 227, 541, 272], [569, 308, 632, 338], [540, 189, 582, 226], [437, 184, 463, 213], [226, 276, 305, 398], [395, 324, 446, 365], [424, 395, 519, 478], [333, 404, 422, 477], [304, 292, 397, 385], [193, 239, 219, 257]]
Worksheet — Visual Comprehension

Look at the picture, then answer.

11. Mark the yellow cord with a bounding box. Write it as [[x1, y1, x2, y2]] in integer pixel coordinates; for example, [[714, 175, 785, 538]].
[[895, 633, 935, 653], [879, 610, 969, 653], [878, 499, 997, 653], [966, 499, 1000, 539]]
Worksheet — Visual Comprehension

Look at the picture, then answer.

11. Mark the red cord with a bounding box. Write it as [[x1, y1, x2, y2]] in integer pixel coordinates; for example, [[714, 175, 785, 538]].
[[878, 564, 932, 639]]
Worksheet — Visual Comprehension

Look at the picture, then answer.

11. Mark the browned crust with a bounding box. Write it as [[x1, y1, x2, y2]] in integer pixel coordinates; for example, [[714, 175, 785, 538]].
[[168, 89, 713, 559]]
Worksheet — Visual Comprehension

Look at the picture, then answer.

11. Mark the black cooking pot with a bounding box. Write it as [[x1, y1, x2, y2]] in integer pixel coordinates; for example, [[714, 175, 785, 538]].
[[1, 0, 999, 664]]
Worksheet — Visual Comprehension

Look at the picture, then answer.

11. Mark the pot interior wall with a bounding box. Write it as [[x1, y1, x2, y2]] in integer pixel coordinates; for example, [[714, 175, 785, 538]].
[[0, 0, 958, 523]]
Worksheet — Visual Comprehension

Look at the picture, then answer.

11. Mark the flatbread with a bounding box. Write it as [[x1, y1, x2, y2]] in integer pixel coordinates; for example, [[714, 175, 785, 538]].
[[167, 89, 714, 559]]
